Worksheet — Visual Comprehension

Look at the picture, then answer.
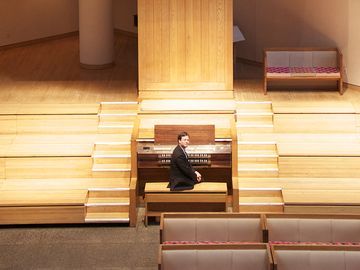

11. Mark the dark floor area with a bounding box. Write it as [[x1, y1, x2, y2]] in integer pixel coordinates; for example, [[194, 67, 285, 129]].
[[0, 208, 159, 270]]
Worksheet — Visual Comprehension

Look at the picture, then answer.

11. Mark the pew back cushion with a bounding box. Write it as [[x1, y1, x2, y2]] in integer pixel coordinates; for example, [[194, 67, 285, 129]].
[[162, 215, 263, 243], [266, 215, 360, 243]]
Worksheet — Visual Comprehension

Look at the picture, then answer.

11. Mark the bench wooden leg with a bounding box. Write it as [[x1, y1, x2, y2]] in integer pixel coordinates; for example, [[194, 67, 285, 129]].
[[264, 78, 268, 95], [339, 79, 344, 95]]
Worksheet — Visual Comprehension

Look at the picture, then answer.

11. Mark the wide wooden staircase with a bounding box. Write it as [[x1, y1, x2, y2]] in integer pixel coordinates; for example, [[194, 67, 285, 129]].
[[235, 101, 283, 212], [87, 102, 138, 223]]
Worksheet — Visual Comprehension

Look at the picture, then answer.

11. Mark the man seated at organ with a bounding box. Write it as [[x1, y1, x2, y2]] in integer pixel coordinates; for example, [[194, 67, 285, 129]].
[[168, 132, 202, 191]]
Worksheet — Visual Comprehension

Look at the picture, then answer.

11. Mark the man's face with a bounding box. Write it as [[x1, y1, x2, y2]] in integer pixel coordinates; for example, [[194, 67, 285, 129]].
[[178, 135, 190, 148]]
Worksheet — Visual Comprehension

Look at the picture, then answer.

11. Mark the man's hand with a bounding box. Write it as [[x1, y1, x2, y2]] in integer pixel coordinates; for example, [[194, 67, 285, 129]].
[[195, 171, 202, 182]]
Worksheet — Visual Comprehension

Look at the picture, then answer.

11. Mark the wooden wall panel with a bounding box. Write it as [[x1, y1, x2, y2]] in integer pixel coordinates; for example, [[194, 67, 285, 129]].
[[138, 0, 233, 91]]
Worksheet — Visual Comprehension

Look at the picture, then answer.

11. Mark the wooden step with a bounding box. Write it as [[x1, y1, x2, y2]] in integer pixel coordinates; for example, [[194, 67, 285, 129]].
[[236, 101, 272, 110], [86, 197, 129, 213], [95, 134, 132, 143], [99, 115, 136, 123], [92, 150, 131, 158], [238, 150, 278, 163], [238, 163, 279, 177], [239, 187, 282, 197], [100, 101, 138, 111], [236, 113, 273, 123], [97, 125, 133, 134], [237, 124, 274, 133], [92, 163, 131, 172], [92, 151, 131, 165], [237, 141, 277, 151], [85, 212, 129, 223], [239, 195, 284, 213], [88, 188, 130, 198], [92, 170, 131, 178], [94, 143, 131, 152]]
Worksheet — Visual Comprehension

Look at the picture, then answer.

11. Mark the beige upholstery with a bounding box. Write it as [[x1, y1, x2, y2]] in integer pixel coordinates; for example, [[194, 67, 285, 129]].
[[162, 250, 197, 270], [298, 219, 332, 242], [162, 249, 269, 270], [267, 217, 360, 243], [275, 250, 355, 270], [332, 220, 360, 242], [345, 251, 360, 270], [163, 217, 263, 242], [163, 218, 196, 242], [267, 51, 338, 68]]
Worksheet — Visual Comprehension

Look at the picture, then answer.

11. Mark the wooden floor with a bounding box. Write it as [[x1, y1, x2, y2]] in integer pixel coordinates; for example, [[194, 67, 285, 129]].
[[2, 33, 360, 220]]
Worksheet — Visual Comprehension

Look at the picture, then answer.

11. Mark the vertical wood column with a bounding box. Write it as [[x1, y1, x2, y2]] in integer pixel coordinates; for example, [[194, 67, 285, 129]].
[[79, 0, 114, 69]]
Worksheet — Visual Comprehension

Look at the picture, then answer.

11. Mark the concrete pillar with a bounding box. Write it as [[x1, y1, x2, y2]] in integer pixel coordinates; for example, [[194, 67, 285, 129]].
[[79, 0, 114, 69]]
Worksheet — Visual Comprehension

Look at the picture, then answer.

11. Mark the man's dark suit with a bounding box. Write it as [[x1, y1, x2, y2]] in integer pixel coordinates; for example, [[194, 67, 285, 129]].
[[168, 145, 197, 191]]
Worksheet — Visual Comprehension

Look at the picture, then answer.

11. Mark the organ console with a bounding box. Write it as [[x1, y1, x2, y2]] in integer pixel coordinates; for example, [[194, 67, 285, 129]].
[[136, 125, 232, 196]]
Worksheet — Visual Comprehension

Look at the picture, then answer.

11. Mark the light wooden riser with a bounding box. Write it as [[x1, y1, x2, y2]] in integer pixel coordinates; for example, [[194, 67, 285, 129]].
[[139, 90, 234, 100], [94, 144, 131, 152], [91, 171, 131, 178], [236, 115, 273, 123], [237, 127, 274, 133], [238, 157, 278, 163], [97, 127, 133, 134], [284, 205, 360, 215], [93, 158, 131, 165], [88, 190, 129, 198], [99, 115, 137, 122], [238, 144, 277, 151], [0, 206, 85, 224], [236, 103, 272, 110], [86, 205, 129, 213], [85, 212, 129, 223], [100, 104, 138, 111], [238, 170, 279, 178], [239, 205, 284, 213], [239, 190, 282, 197], [95, 134, 132, 142]]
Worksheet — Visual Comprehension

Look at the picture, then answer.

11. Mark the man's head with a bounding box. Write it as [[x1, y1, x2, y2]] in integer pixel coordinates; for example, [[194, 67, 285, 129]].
[[177, 132, 190, 148]]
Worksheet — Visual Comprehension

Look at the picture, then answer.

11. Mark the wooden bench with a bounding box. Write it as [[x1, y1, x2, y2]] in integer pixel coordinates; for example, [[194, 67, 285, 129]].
[[264, 48, 343, 94], [160, 212, 265, 243], [159, 243, 272, 270], [144, 182, 228, 226]]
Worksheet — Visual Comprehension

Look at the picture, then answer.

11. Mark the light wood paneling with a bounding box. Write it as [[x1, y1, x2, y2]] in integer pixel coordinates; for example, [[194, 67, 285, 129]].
[[279, 157, 360, 178], [138, 0, 233, 92], [0, 158, 5, 179]]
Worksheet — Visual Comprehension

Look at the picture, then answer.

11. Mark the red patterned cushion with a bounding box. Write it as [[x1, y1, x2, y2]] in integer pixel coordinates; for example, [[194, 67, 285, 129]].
[[163, 241, 260, 245], [267, 67, 290, 73], [269, 241, 360, 246]]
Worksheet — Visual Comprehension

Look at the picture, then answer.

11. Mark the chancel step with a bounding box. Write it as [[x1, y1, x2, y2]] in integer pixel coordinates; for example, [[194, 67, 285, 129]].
[[85, 212, 129, 223]]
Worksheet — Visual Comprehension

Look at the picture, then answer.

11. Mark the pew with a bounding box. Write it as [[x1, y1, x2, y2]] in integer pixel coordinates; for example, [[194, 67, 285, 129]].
[[160, 213, 265, 244], [159, 244, 272, 270]]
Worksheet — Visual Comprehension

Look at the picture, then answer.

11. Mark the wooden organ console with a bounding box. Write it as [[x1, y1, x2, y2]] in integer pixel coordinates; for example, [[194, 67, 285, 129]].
[[137, 125, 232, 196]]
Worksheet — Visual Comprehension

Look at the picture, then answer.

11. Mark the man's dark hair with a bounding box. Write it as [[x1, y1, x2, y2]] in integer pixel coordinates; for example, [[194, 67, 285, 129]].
[[177, 131, 189, 141]]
